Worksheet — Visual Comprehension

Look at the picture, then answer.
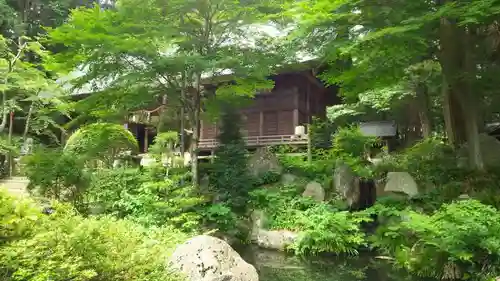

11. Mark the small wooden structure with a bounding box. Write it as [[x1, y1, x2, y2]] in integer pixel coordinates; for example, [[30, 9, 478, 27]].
[[199, 69, 339, 151]]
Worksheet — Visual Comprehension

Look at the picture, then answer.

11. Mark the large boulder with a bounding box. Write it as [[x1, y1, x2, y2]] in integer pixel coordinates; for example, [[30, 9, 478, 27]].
[[384, 172, 419, 197], [170, 235, 258, 281], [302, 181, 325, 202], [248, 148, 282, 178], [333, 161, 358, 207]]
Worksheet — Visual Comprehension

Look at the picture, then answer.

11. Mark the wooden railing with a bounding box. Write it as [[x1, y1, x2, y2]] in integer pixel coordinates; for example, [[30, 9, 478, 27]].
[[199, 135, 308, 149]]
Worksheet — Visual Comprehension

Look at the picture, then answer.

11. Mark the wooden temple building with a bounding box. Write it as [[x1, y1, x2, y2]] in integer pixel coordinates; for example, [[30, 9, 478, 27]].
[[198, 69, 339, 151], [124, 66, 340, 154], [65, 63, 340, 154]]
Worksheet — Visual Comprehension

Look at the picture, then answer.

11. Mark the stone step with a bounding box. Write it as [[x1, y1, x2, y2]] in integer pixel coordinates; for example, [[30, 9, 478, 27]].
[[7, 176, 29, 181], [0, 177, 30, 197], [1, 177, 29, 183]]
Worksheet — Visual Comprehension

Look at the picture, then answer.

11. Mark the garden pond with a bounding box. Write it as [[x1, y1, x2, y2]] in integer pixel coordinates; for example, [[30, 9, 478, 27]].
[[238, 246, 428, 281]]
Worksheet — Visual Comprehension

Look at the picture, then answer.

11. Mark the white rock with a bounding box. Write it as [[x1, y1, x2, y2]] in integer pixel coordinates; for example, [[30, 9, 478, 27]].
[[250, 211, 297, 251], [281, 173, 297, 185], [302, 181, 325, 202], [252, 229, 298, 251], [384, 172, 419, 197], [170, 235, 258, 281], [458, 194, 470, 200]]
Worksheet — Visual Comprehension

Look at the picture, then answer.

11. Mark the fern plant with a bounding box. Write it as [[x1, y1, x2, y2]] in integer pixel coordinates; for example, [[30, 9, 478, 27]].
[[289, 204, 372, 256], [370, 200, 500, 280]]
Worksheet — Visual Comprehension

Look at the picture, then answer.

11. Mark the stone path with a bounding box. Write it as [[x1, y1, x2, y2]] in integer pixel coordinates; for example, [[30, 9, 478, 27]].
[[0, 177, 30, 197]]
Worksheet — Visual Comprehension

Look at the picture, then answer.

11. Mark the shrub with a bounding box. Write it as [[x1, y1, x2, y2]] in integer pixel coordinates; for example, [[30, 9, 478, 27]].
[[331, 126, 378, 160], [64, 123, 139, 167], [86, 168, 148, 216], [252, 170, 281, 186], [309, 117, 336, 149], [148, 131, 184, 170], [0, 190, 40, 244], [210, 104, 252, 213], [250, 186, 316, 230], [374, 138, 461, 186], [148, 131, 178, 156], [277, 126, 378, 184], [331, 126, 379, 178], [200, 203, 238, 233], [370, 200, 500, 280], [279, 155, 333, 181], [0, 192, 186, 281], [21, 148, 89, 206], [268, 144, 302, 154], [86, 168, 205, 230]]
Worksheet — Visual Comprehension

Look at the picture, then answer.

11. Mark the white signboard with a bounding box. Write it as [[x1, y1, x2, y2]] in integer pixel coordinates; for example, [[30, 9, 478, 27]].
[[359, 121, 397, 137]]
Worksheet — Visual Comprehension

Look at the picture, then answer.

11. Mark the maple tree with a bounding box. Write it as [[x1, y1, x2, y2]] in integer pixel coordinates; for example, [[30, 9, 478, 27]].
[[48, 0, 291, 184]]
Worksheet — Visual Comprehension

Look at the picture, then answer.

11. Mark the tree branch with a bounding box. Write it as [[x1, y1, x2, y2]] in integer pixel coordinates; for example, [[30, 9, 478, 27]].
[[0, 40, 27, 133]]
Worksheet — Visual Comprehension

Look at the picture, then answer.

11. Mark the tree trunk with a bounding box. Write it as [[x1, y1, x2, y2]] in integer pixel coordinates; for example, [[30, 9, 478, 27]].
[[439, 12, 484, 170], [462, 26, 484, 170], [463, 103, 483, 170], [416, 83, 433, 138], [190, 91, 201, 187], [22, 101, 34, 140], [1, 38, 26, 134], [0, 90, 8, 133], [404, 96, 422, 147], [8, 111, 13, 177], [442, 78, 466, 147]]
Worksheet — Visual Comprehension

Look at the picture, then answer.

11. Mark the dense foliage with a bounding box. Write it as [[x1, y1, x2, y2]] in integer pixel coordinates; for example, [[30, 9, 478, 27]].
[[250, 186, 369, 256], [0, 191, 185, 281], [21, 148, 88, 205], [210, 104, 252, 213], [64, 123, 139, 167], [4, 0, 500, 279], [86, 168, 205, 231], [368, 200, 500, 280], [288, 0, 500, 171]]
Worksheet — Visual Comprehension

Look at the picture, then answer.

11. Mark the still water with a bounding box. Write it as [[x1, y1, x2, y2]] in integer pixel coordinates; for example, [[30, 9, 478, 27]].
[[239, 246, 426, 281]]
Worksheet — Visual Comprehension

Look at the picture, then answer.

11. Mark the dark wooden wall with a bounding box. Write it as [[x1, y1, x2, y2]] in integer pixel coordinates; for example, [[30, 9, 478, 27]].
[[200, 70, 339, 140]]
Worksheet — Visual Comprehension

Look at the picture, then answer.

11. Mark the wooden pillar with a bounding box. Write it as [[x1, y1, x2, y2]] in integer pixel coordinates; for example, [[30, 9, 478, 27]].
[[293, 87, 299, 128], [306, 77, 311, 123], [307, 125, 312, 164], [259, 111, 264, 136], [200, 119, 204, 140], [144, 127, 149, 152], [293, 110, 299, 128]]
